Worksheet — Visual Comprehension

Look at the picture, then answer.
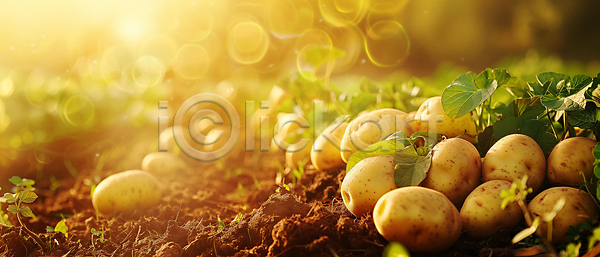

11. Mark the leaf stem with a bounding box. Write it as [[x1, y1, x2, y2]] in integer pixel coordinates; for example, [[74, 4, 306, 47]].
[[546, 111, 559, 140]]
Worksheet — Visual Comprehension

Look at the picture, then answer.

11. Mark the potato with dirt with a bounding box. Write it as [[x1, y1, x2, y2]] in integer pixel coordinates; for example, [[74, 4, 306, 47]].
[[311, 121, 349, 171], [413, 96, 477, 142], [341, 155, 397, 217], [482, 134, 546, 194], [340, 108, 408, 163], [547, 137, 597, 187], [460, 180, 523, 238], [420, 137, 481, 205], [373, 186, 462, 253], [92, 170, 162, 215], [528, 187, 598, 244]]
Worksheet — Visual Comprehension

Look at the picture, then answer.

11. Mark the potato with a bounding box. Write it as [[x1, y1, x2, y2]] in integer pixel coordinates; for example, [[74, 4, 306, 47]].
[[203, 125, 246, 161], [460, 180, 523, 238], [528, 187, 598, 244], [420, 137, 481, 205], [141, 152, 187, 175], [340, 108, 408, 163], [272, 113, 310, 152], [311, 121, 349, 171], [482, 134, 546, 194], [414, 96, 477, 142], [547, 137, 597, 186], [404, 111, 418, 135], [92, 170, 162, 215], [285, 136, 312, 170], [373, 186, 462, 253], [341, 155, 397, 217]]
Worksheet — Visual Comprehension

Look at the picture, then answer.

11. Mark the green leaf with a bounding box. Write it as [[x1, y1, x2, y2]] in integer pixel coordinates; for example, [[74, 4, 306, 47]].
[[303, 45, 346, 68], [393, 148, 431, 187], [593, 142, 600, 160], [441, 69, 515, 119], [21, 178, 35, 187], [8, 176, 23, 186], [3, 193, 15, 204], [346, 140, 406, 173], [7, 205, 18, 214], [475, 126, 494, 157], [19, 191, 38, 204], [19, 206, 34, 218], [538, 73, 592, 111], [567, 104, 599, 129], [54, 219, 68, 236], [441, 72, 497, 119]]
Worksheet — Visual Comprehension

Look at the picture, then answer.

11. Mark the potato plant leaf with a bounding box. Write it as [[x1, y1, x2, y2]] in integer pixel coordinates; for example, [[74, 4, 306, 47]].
[[19, 206, 34, 218], [7, 205, 18, 214], [8, 176, 22, 186], [346, 139, 405, 173], [593, 143, 600, 179], [441, 69, 513, 119], [19, 191, 38, 204], [537, 72, 592, 111], [393, 147, 431, 187], [3, 193, 15, 204]]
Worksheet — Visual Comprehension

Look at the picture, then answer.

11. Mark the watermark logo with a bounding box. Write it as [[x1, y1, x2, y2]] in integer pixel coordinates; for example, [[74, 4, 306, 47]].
[[158, 93, 442, 162]]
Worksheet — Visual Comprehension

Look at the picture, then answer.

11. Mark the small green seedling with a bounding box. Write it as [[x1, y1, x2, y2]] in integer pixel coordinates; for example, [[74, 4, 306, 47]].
[[46, 219, 68, 237], [91, 228, 107, 246], [1, 176, 47, 253], [501, 175, 562, 255]]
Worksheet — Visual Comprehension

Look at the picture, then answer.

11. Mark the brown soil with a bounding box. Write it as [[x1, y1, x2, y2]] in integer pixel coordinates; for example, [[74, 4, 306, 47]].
[[0, 132, 518, 257]]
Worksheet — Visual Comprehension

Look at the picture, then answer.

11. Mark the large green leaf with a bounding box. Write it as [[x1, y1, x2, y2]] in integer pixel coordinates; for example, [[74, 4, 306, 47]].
[[441, 69, 513, 119]]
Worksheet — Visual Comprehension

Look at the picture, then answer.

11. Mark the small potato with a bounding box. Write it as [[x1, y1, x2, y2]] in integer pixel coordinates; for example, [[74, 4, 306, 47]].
[[414, 96, 477, 142], [341, 155, 397, 217], [373, 186, 462, 253], [482, 134, 546, 194], [141, 152, 187, 175], [203, 125, 246, 161], [420, 137, 481, 205], [340, 108, 408, 163], [311, 121, 349, 171], [460, 180, 523, 238], [272, 113, 310, 152], [92, 170, 162, 215], [528, 187, 597, 244], [285, 137, 312, 170], [547, 137, 597, 186]]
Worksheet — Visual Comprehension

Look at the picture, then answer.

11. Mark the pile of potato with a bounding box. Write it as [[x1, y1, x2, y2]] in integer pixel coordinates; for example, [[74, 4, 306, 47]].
[[89, 94, 600, 254], [336, 96, 599, 253]]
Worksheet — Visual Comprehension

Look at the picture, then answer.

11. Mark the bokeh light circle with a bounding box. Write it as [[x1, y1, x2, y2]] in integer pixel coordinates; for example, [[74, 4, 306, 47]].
[[172, 44, 211, 80], [364, 20, 410, 67], [318, 0, 369, 27], [101, 46, 135, 81], [61, 95, 95, 127], [227, 21, 270, 65], [0, 76, 15, 97], [263, 0, 314, 35], [132, 56, 164, 89]]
